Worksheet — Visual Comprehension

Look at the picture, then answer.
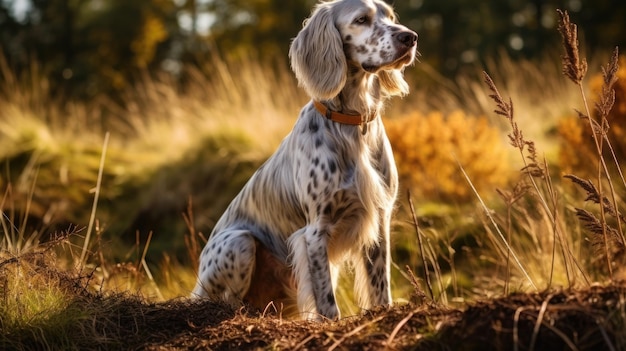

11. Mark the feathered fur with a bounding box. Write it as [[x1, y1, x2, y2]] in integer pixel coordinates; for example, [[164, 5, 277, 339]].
[[192, 0, 418, 320]]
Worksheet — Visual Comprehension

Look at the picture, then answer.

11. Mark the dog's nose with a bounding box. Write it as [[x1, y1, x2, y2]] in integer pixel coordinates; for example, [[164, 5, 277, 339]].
[[396, 31, 418, 47]]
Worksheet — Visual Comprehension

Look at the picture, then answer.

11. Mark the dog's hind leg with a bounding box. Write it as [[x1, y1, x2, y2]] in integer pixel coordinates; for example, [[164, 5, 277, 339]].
[[192, 229, 256, 305]]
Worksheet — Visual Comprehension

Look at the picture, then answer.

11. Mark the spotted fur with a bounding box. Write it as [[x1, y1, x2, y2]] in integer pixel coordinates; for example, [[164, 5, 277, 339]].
[[192, 0, 418, 320]]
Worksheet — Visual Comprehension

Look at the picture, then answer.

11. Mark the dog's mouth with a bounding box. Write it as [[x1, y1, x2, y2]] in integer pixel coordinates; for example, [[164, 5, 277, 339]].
[[361, 47, 418, 73], [394, 47, 418, 66], [361, 64, 379, 73]]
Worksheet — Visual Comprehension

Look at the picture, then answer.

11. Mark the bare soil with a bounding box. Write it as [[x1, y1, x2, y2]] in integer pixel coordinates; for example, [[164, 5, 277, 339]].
[[131, 284, 626, 350], [3, 255, 625, 350]]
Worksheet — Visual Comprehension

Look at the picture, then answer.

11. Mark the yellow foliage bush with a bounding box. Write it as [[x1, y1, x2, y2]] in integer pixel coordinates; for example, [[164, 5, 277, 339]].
[[557, 55, 626, 177], [386, 110, 511, 201]]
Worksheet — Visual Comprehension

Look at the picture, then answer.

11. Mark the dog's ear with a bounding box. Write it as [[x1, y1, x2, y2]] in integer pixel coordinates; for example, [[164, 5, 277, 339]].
[[377, 69, 409, 97], [289, 4, 347, 100]]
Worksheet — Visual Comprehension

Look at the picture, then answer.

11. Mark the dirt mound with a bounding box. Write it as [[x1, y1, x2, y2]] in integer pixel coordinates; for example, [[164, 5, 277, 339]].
[[2, 253, 624, 350], [144, 284, 625, 350]]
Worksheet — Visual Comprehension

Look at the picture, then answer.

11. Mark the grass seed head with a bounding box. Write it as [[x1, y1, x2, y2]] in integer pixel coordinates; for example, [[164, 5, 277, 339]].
[[557, 9, 588, 84], [595, 47, 620, 118]]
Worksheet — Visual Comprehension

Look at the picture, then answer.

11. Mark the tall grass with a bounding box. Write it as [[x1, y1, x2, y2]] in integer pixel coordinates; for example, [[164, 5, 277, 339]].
[[389, 12, 624, 303], [0, 51, 307, 304], [0, 51, 306, 256], [0, 10, 624, 339], [556, 10, 625, 279], [453, 10, 625, 299]]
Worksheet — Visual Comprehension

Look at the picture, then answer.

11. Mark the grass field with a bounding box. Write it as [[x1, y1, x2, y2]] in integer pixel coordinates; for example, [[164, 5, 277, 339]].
[[1, 12, 626, 350]]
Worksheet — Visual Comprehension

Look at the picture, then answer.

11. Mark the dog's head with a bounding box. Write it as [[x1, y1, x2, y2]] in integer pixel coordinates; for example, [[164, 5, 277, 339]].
[[289, 0, 418, 100]]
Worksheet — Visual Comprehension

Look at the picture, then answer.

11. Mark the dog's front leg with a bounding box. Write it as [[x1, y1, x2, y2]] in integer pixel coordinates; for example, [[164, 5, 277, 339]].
[[289, 226, 340, 320], [307, 226, 340, 320], [354, 210, 393, 309]]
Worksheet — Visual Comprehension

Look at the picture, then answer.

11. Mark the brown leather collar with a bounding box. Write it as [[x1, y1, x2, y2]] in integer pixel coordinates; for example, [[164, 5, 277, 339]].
[[313, 100, 367, 126]]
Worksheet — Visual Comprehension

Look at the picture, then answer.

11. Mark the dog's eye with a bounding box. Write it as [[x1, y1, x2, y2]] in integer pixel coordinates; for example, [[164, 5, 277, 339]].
[[353, 16, 368, 25]]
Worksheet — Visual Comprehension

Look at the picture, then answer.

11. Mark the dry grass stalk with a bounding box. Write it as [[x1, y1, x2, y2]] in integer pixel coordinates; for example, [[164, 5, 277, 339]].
[[564, 175, 625, 224], [79, 132, 109, 268], [456, 157, 537, 291], [327, 315, 386, 351], [574, 208, 624, 258], [596, 48, 626, 191], [557, 9, 588, 84], [592, 48, 626, 246], [183, 197, 206, 274], [574, 209, 620, 242], [496, 183, 530, 208], [595, 47, 619, 118], [565, 175, 626, 264], [574, 109, 607, 137], [529, 294, 556, 351], [405, 265, 427, 303], [483, 72, 520, 147], [483, 72, 546, 179], [407, 191, 434, 300], [483, 71, 581, 288], [385, 310, 415, 348], [497, 182, 531, 294], [558, 9, 624, 276]]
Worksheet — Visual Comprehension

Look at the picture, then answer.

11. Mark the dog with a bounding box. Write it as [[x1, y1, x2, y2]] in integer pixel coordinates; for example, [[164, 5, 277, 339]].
[[192, 0, 417, 320]]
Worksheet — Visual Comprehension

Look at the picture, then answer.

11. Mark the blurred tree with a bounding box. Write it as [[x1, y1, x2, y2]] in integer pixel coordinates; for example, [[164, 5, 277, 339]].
[[205, 0, 314, 59], [71, 0, 176, 95], [1, 0, 625, 100], [393, 0, 626, 76], [0, 0, 180, 99], [0, 3, 22, 63], [577, 0, 626, 54]]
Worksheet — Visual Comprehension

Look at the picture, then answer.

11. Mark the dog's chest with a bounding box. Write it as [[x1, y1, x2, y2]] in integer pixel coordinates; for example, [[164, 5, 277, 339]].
[[296, 119, 391, 225]]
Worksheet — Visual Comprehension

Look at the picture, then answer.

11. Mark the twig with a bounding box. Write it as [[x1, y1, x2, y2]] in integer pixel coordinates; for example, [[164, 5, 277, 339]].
[[293, 334, 316, 351], [1, 186, 20, 247], [327, 315, 385, 351], [17, 164, 39, 255], [262, 301, 278, 318], [80, 131, 109, 268], [140, 231, 164, 300], [405, 265, 427, 303], [529, 294, 555, 351], [407, 190, 434, 300], [513, 306, 532, 351], [385, 311, 415, 349]]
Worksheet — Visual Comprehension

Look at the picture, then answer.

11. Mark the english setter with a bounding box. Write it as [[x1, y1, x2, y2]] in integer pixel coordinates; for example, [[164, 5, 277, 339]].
[[192, 0, 417, 320]]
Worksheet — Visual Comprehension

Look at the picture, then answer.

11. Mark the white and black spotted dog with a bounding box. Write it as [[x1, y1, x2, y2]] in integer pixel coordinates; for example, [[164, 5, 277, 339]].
[[192, 0, 418, 320]]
